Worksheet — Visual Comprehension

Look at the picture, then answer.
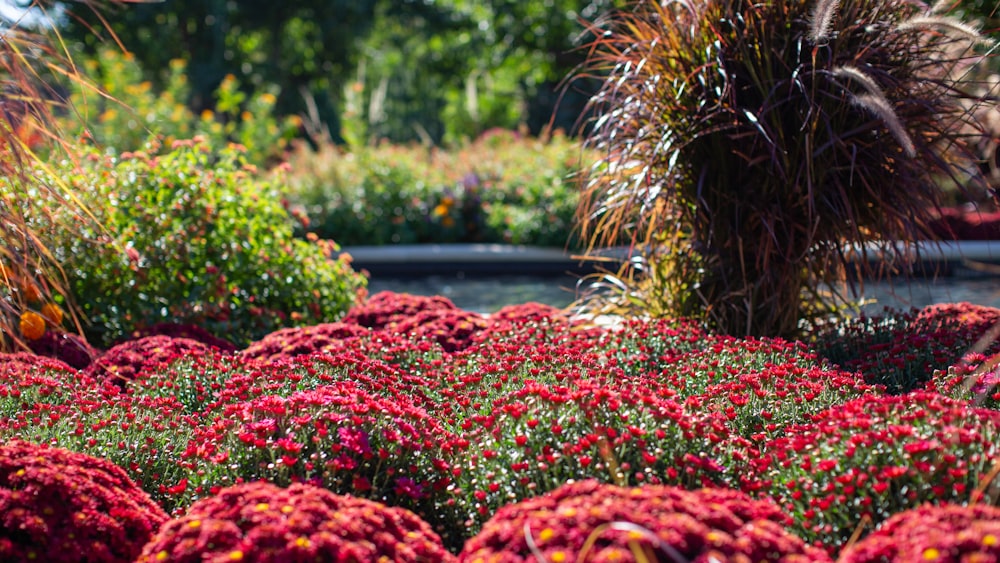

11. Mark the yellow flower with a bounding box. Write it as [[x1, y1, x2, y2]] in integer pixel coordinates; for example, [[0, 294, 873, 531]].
[[19, 311, 45, 340]]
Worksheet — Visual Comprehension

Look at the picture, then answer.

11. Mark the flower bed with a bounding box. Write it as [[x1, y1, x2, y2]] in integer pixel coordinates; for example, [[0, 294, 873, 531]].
[[1, 294, 1000, 559]]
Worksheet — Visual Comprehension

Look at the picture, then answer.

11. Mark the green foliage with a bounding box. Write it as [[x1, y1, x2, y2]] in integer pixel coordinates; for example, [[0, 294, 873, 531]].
[[577, 0, 994, 337], [31, 139, 365, 348], [55, 48, 299, 167], [60, 1, 622, 144], [285, 129, 585, 248]]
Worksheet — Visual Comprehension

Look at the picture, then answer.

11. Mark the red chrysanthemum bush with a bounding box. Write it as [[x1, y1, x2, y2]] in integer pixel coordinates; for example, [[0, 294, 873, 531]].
[[812, 303, 1000, 394], [460, 479, 831, 562], [746, 392, 1000, 553], [129, 348, 442, 417], [928, 352, 1000, 410], [0, 353, 102, 423], [130, 322, 239, 353], [595, 317, 713, 375], [837, 502, 1000, 562], [621, 335, 881, 440], [390, 308, 488, 352], [137, 481, 455, 563], [27, 330, 100, 370], [240, 321, 371, 363], [85, 335, 216, 386], [0, 440, 168, 563], [341, 291, 459, 329], [437, 336, 750, 538], [488, 302, 570, 325], [0, 350, 80, 378], [173, 383, 461, 526]]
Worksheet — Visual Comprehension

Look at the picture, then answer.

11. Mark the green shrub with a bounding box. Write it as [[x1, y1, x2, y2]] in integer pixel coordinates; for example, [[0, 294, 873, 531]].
[[577, 0, 995, 337], [55, 48, 300, 167], [285, 129, 585, 248], [34, 139, 364, 347]]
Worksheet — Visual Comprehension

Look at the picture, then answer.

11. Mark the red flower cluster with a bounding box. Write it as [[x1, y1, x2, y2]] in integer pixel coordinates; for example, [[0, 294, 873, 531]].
[[487, 302, 570, 325], [840, 502, 1000, 562], [27, 330, 100, 370], [342, 291, 459, 329], [85, 335, 216, 386], [240, 321, 370, 363], [1, 350, 79, 376], [0, 440, 168, 563], [130, 322, 239, 352], [138, 481, 454, 562], [461, 479, 830, 562], [748, 392, 1000, 551], [813, 303, 1000, 393], [178, 382, 459, 516], [392, 308, 488, 352]]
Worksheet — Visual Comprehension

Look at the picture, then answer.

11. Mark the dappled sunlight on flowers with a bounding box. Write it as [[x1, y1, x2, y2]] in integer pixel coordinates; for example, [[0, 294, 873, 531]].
[[460, 479, 830, 562], [0, 296, 998, 558], [137, 481, 455, 562]]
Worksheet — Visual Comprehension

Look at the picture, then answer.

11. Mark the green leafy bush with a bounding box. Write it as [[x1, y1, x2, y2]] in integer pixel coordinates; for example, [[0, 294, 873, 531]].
[[285, 129, 585, 248], [35, 139, 365, 347], [55, 48, 300, 167]]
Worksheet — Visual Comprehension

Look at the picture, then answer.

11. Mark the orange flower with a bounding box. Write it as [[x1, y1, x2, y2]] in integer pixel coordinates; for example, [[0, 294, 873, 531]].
[[20, 282, 40, 302], [41, 303, 63, 326], [19, 311, 46, 340]]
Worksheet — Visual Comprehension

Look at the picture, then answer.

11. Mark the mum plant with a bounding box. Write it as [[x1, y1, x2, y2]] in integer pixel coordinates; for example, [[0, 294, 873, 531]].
[[576, 0, 995, 337], [0, 439, 167, 563], [460, 479, 830, 562], [746, 392, 1000, 552], [138, 481, 454, 563], [838, 502, 1000, 562]]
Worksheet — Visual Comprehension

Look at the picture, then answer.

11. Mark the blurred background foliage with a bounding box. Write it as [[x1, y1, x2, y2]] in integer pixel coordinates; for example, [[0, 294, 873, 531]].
[[57, 0, 629, 146]]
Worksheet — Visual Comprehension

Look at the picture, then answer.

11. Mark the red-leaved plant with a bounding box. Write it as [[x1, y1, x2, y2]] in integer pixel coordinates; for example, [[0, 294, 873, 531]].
[[838, 502, 1000, 562], [460, 479, 831, 562], [0, 439, 167, 563], [746, 392, 1000, 552], [240, 321, 370, 363], [341, 291, 459, 329], [86, 334, 217, 387], [137, 481, 454, 562]]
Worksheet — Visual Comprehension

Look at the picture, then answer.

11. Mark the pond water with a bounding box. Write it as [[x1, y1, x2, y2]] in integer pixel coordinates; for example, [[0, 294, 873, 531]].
[[366, 274, 1000, 315]]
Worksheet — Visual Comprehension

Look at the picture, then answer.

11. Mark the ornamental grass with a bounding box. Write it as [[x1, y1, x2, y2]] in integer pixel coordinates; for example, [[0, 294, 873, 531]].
[[460, 479, 830, 562], [137, 481, 454, 563], [0, 439, 167, 563], [838, 502, 1000, 563], [576, 0, 994, 337]]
